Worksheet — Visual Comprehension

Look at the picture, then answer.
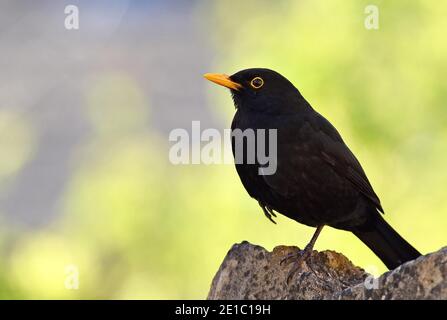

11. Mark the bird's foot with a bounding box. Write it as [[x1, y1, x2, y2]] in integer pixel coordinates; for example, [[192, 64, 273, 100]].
[[280, 246, 313, 284]]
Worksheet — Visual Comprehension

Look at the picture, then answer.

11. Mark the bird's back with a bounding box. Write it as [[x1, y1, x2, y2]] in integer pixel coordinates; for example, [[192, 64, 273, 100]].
[[231, 107, 381, 230]]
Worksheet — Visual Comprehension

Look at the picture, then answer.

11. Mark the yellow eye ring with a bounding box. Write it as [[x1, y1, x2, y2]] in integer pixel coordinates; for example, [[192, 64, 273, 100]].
[[250, 77, 264, 89]]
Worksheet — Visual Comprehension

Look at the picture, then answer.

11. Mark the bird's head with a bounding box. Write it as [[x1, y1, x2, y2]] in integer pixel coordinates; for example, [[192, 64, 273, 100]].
[[204, 68, 307, 115]]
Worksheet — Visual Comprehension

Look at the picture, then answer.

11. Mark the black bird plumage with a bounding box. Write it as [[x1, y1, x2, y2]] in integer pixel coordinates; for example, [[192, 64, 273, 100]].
[[204, 68, 421, 275]]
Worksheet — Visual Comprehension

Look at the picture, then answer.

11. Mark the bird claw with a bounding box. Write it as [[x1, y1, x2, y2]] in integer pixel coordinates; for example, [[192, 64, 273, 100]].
[[280, 248, 313, 284], [280, 251, 301, 266]]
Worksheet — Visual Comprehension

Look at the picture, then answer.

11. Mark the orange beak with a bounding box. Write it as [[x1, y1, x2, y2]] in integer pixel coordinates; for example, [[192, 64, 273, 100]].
[[203, 73, 242, 91]]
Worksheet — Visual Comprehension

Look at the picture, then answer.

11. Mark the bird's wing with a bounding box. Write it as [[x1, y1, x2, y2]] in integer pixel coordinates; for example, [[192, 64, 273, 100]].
[[311, 113, 383, 213], [261, 113, 383, 213]]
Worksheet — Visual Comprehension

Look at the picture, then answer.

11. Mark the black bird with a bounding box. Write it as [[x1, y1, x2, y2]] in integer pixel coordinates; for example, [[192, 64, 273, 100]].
[[204, 68, 421, 280]]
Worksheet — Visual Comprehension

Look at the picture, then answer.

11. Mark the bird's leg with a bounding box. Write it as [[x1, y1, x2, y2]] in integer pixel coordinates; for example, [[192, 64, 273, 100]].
[[280, 225, 324, 284]]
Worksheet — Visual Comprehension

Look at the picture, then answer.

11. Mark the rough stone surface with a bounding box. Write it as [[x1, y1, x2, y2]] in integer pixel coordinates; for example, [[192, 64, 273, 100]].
[[207, 241, 367, 300], [335, 247, 447, 300], [208, 241, 447, 300]]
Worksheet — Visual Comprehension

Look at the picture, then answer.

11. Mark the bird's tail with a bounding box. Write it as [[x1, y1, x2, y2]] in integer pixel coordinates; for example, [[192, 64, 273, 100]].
[[353, 214, 421, 270]]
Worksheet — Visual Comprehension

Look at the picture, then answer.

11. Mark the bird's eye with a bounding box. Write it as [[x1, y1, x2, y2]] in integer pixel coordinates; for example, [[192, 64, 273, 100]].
[[250, 77, 264, 89]]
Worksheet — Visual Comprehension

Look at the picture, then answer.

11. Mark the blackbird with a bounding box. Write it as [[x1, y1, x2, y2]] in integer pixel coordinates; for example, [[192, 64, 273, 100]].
[[204, 68, 421, 280]]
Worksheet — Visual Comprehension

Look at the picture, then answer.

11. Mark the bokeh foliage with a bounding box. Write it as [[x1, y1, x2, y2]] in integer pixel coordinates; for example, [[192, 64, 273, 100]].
[[0, 0, 446, 298]]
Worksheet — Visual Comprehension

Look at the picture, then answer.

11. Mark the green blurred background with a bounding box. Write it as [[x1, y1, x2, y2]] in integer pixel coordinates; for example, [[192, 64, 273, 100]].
[[0, 0, 446, 299]]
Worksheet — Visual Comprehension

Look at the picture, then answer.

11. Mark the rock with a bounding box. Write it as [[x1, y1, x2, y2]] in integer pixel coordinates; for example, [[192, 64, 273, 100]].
[[207, 241, 447, 300], [335, 247, 447, 300], [207, 241, 367, 299]]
